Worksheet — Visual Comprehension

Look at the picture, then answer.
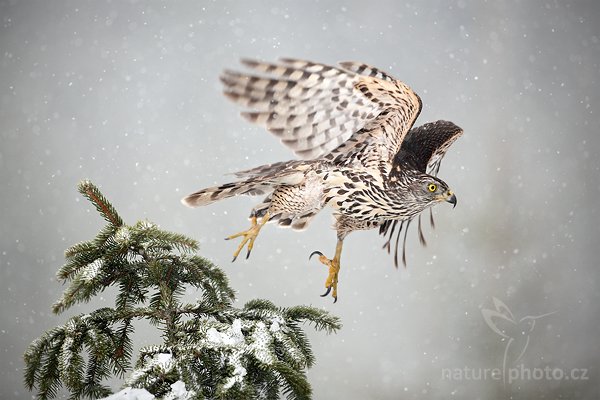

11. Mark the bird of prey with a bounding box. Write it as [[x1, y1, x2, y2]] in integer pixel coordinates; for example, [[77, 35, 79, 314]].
[[182, 58, 462, 302]]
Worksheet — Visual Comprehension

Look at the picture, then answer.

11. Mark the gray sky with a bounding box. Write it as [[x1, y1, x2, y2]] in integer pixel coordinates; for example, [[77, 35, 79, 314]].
[[1, 1, 599, 398]]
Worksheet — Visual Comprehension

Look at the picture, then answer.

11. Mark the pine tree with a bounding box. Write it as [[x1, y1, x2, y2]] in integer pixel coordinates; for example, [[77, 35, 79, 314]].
[[24, 181, 341, 400]]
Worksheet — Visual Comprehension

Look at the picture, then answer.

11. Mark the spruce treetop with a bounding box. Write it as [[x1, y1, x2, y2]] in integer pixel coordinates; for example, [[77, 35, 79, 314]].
[[24, 181, 341, 400]]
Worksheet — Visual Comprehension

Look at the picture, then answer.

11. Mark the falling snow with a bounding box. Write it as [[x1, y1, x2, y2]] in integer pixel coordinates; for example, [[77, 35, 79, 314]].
[[2, 1, 599, 399]]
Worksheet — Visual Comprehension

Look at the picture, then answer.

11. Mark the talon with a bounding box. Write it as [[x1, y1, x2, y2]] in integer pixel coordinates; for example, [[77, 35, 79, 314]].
[[320, 286, 332, 297], [226, 212, 269, 262], [311, 239, 343, 303]]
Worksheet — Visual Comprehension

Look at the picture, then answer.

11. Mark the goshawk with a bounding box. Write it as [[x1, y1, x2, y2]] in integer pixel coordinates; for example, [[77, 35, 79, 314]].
[[183, 58, 462, 302]]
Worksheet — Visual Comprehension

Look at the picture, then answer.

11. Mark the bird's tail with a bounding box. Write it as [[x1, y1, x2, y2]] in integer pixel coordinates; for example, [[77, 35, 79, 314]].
[[181, 178, 273, 207], [182, 160, 308, 208]]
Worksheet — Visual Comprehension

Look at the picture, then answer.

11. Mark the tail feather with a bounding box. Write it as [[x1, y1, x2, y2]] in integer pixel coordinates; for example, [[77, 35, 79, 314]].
[[232, 160, 306, 178], [182, 161, 307, 208], [181, 160, 310, 216], [181, 180, 271, 207]]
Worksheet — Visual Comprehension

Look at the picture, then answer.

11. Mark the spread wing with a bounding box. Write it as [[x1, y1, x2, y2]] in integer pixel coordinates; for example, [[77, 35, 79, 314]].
[[379, 120, 463, 267], [221, 58, 422, 161], [393, 120, 463, 175]]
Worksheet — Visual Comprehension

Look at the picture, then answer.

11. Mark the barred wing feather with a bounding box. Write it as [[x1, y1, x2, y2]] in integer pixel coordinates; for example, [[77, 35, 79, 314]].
[[221, 58, 422, 162]]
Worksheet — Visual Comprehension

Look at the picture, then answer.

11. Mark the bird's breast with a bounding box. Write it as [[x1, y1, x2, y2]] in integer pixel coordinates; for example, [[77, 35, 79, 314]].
[[320, 168, 408, 222]]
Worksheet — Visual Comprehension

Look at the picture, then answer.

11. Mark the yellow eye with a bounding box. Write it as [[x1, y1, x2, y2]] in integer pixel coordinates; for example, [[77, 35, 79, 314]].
[[428, 183, 437, 192]]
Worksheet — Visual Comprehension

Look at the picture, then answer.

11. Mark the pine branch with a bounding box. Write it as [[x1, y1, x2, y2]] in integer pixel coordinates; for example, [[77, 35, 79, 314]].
[[78, 181, 123, 227], [59, 241, 102, 280], [180, 255, 236, 306], [281, 323, 314, 368], [58, 319, 85, 392], [284, 305, 342, 334], [130, 221, 199, 254], [272, 361, 311, 400], [24, 327, 63, 394], [111, 318, 134, 377]]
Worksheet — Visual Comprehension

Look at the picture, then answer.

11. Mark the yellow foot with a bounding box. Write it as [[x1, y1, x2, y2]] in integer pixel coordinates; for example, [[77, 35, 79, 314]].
[[225, 212, 269, 262], [309, 251, 340, 303]]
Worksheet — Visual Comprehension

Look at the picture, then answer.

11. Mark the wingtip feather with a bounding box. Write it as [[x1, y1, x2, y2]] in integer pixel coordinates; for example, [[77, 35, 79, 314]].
[[338, 61, 356, 69], [240, 58, 260, 68]]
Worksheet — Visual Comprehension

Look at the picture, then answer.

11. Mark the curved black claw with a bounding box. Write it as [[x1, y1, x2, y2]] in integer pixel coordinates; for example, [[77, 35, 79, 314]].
[[320, 286, 332, 297], [309, 250, 324, 260], [231, 255, 238, 263]]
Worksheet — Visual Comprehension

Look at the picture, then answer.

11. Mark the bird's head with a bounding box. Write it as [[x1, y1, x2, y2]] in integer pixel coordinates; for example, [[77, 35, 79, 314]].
[[404, 173, 457, 211]]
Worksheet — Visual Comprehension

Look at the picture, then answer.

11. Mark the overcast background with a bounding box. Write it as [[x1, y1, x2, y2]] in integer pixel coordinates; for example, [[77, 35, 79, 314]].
[[1, 0, 599, 398]]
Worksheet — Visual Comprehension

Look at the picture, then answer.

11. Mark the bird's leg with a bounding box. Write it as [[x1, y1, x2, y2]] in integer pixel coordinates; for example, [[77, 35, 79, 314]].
[[310, 239, 344, 303], [226, 211, 270, 262]]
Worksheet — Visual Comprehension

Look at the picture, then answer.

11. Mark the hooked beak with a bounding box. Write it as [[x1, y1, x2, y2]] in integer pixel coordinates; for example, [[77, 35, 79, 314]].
[[446, 191, 457, 208]]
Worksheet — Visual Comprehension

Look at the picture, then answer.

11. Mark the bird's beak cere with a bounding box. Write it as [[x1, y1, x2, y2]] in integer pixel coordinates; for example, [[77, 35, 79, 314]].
[[445, 191, 457, 208], [437, 190, 457, 208]]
